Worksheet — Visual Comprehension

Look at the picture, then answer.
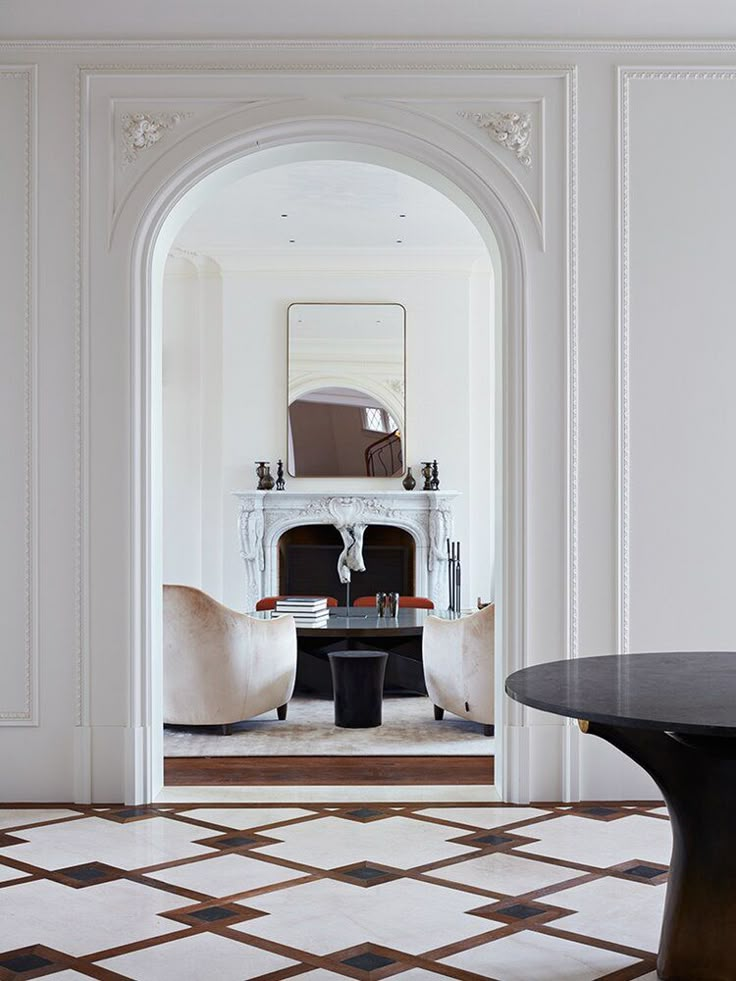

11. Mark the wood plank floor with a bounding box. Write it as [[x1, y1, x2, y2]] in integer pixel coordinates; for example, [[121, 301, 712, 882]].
[[164, 755, 494, 786]]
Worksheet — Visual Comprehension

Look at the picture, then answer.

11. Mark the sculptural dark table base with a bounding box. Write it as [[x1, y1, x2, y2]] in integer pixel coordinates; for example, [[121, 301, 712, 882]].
[[585, 722, 736, 981], [506, 651, 736, 981]]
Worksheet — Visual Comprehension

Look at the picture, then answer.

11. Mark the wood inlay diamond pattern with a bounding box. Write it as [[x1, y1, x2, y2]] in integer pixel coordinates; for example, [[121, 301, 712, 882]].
[[0, 801, 666, 979]]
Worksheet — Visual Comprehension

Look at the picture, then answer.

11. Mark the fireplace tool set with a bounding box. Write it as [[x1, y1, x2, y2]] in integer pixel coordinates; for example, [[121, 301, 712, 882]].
[[447, 538, 462, 613]]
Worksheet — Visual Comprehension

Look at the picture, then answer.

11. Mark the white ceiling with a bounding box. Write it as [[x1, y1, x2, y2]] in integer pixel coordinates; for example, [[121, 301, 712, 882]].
[[3, 0, 736, 40], [174, 159, 486, 254]]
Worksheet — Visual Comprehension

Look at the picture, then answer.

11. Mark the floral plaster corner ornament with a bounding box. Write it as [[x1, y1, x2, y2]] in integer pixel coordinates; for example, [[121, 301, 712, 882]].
[[121, 111, 192, 167], [457, 110, 532, 167]]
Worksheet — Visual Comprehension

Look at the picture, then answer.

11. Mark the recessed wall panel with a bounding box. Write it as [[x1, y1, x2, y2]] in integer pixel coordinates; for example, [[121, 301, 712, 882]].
[[623, 71, 736, 653], [0, 68, 36, 723]]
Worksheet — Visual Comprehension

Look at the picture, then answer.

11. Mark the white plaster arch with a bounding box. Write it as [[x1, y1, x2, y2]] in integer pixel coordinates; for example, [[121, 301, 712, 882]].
[[113, 106, 528, 805]]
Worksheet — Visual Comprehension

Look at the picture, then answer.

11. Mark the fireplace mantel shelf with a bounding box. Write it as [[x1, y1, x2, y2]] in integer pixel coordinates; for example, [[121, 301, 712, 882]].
[[233, 489, 459, 498], [232, 489, 459, 611]]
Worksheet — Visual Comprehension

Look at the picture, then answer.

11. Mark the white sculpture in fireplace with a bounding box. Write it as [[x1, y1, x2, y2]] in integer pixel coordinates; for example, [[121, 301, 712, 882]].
[[233, 490, 458, 611], [336, 524, 365, 583], [325, 497, 373, 583]]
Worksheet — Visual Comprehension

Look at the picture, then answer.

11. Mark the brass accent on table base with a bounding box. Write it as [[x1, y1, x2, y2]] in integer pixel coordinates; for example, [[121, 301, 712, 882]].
[[578, 718, 590, 734]]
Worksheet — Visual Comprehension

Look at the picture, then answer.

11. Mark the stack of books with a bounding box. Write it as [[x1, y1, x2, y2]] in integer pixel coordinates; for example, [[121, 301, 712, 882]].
[[272, 596, 330, 627]]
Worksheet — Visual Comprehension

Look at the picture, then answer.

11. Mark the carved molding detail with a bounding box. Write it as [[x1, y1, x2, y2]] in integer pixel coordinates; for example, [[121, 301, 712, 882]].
[[233, 490, 458, 611], [458, 110, 532, 167], [120, 111, 192, 167]]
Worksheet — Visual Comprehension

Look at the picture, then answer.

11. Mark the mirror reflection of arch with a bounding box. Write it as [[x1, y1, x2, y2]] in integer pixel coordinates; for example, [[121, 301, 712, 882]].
[[287, 302, 406, 477]]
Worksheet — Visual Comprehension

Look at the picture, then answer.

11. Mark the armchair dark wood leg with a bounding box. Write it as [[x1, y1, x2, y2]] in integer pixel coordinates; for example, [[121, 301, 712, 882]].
[[277, 704, 288, 720], [434, 705, 445, 721], [483, 724, 494, 737], [220, 724, 232, 736]]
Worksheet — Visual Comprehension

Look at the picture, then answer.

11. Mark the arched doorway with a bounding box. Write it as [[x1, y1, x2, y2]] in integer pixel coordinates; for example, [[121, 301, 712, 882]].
[[126, 125, 526, 805]]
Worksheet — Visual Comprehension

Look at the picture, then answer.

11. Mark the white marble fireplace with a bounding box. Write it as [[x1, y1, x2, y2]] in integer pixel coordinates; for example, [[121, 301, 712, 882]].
[[233, 490, 458, 611]]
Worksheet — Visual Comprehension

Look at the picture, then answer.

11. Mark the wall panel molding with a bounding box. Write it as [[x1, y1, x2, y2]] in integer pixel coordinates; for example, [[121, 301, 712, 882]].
[[618, 67, 632, 655], [74, 66, 86, 728], [567, 65, 579, 667], [618, 66, 736, 654], [6, 39, 736, 52], [0, 65, 38, 725]]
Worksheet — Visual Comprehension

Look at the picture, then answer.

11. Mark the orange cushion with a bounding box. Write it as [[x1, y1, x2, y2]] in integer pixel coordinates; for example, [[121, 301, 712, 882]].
[[352, 595, 434, 609]]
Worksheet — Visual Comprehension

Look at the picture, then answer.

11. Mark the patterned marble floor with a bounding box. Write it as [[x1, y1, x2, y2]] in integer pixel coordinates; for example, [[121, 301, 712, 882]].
[[0, 801, 669, 980]]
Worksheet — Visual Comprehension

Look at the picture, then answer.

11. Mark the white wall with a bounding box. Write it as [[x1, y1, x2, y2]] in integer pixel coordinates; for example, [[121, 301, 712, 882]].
[[162, 253, 494, 612], [3, 34, 736, 803], [162, 255, 224, 597]]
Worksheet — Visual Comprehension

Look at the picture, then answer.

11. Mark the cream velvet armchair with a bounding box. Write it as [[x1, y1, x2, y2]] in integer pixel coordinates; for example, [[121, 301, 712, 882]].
[[422, 603, 495, 736], [163, 585, 297, 734]]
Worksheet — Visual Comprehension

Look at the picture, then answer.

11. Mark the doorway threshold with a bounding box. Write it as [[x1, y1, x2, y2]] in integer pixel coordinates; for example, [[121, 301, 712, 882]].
[[155, 784, 500, 804], [164, 754, 493, 787]]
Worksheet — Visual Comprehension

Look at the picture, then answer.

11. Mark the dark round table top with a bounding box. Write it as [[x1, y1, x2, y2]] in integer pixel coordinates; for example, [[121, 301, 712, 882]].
[[505, 652, 736, 736]]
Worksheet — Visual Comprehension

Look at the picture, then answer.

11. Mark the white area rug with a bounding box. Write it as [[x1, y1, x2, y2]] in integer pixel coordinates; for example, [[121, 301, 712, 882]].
[[164, 696, 494, 757]]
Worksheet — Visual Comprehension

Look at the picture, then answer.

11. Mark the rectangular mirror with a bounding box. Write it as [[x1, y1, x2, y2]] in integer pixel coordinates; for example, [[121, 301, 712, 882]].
[[288, 302, 406, 478]]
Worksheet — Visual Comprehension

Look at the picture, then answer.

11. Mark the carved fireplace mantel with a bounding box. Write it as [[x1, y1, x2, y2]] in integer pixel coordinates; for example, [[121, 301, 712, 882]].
[[233, 490, 459, 612]]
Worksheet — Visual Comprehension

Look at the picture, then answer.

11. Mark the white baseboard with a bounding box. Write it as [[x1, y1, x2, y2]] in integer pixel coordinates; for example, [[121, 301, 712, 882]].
[[125, 725, 152, 805], [73, 725, 92, 804], [74, 724, 135, 803], [502, 723, 530, 802]]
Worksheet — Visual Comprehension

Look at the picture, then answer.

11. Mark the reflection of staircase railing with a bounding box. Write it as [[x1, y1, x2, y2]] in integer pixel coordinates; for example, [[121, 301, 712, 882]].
[[365, 431, 402, 476]]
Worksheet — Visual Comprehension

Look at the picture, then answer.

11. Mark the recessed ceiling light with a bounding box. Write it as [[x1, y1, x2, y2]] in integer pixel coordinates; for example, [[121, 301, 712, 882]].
[[281, 213, 288, 217], [289, 239, 296, 243], [396, 239, 403, 244], [399, 213, 406, 218]]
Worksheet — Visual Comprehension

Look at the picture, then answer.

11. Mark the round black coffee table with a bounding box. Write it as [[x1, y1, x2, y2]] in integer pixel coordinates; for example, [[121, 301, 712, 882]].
[[289, 608, 440, 697], [328, 650, 388, 729], [295, 607, 430, 639], [506, 652, 736, 981]]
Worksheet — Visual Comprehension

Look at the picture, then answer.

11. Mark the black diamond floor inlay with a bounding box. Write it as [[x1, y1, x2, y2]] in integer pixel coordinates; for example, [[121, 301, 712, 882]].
[[581, 806, 619, 817], [343, 866, 387, 881], [342, 951, 397, 970], [60, 863, 109, 881], [0, 953, 54, 973], [189, 906, 237, 922], [212, 836, 259, 848], [625, 864, 665, 879], [346, 808, 383, 819], [496, 903, 543, 919], [475, 833, 514, 846]]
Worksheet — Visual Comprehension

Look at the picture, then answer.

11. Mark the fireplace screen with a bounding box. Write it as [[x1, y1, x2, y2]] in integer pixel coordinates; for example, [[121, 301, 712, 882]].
[[279, 525, 415, 600]]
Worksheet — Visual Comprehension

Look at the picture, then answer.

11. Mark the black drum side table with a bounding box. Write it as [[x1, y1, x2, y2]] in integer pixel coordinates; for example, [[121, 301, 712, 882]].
[[328, 650, 388, 728]]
